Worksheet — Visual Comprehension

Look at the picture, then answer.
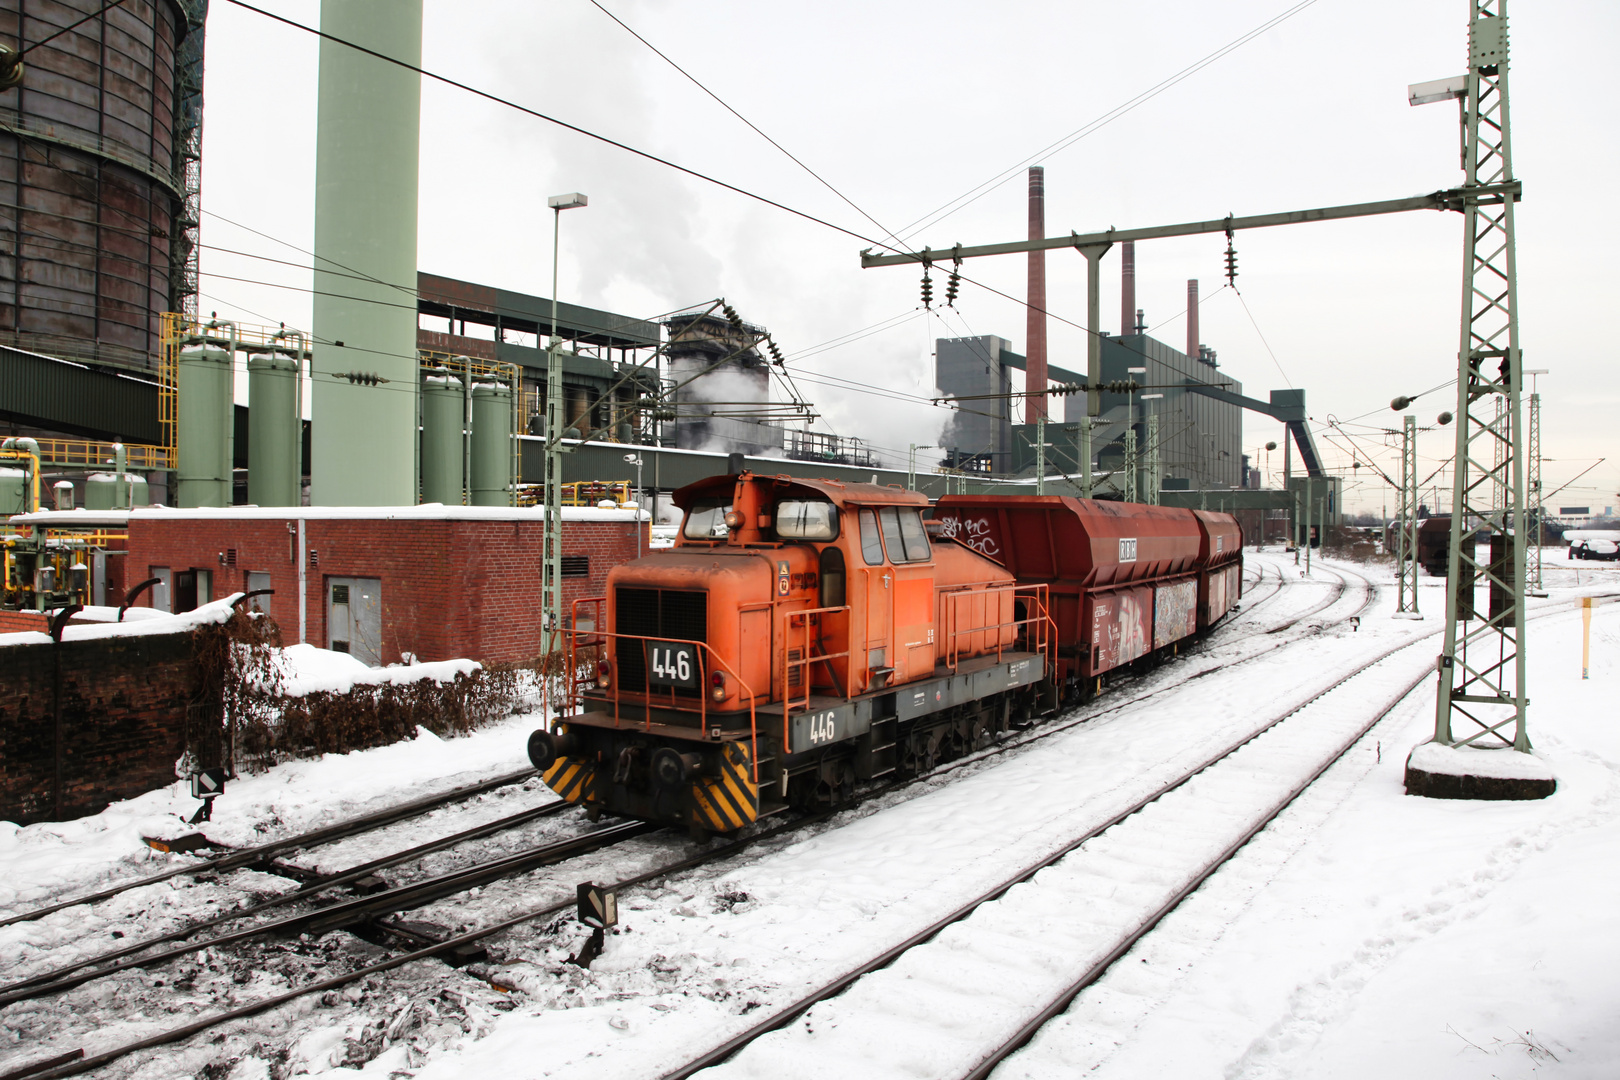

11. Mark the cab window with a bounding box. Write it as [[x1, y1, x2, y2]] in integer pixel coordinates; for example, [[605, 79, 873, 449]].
[[683, 499, 731, 539], [897, 508, 932, 562], [775, 499, 838, 541], [879, 507, 906, 563], [859, 509, 885, 565]]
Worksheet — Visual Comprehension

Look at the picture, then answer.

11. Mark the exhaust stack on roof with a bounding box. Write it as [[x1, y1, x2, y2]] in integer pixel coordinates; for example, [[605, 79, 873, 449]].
[[1025, 167, 1048, 422], [1187, 279, 1200, 362], [1121, 241, 1136, 335]]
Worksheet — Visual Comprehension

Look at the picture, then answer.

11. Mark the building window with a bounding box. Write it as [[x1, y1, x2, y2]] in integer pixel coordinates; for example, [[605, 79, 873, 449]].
[[561, 555, 590, 577]]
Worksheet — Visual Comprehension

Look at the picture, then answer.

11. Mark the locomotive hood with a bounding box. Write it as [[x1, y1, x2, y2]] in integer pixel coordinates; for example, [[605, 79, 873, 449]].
[[671, 471, 928, 513]]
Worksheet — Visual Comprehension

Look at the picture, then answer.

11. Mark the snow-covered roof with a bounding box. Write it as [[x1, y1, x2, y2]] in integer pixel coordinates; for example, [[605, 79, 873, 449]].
[[7, 509, 133, 527], [131, 504, 645, 522], [0, 595, 237, 649]]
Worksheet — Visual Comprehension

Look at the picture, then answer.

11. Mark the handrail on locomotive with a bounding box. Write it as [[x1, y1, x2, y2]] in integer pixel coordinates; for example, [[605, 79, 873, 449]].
[[565, 594, 763, 779]]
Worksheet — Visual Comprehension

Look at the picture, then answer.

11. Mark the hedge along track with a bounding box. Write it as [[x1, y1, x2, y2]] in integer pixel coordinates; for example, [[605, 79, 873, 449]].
[[658, 588, 1610, 1080], [0, 767, 541, 932]]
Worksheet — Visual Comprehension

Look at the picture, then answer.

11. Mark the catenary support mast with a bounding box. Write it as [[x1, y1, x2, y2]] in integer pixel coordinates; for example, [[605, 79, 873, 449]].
[[1433, 0, 1529, 752], [1397, 414, 1420, 615]]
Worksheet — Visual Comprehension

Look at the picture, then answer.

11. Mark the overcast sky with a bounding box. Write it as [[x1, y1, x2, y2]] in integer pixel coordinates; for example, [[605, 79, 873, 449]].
[[197, 0, 1618, 515]]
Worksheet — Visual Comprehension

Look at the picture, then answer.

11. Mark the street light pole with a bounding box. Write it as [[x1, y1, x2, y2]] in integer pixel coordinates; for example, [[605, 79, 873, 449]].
[[907, 444, 938, 492], [624, 452, 644, 554], [542, 193, 587, 667]]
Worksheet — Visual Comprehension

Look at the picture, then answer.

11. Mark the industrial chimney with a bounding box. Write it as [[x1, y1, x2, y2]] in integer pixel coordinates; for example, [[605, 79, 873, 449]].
[[1121, 241, 1136, 336], [1025, 167, 1048, 422], [1186, 279, 1200, 362], [310, 0, 424, 506]]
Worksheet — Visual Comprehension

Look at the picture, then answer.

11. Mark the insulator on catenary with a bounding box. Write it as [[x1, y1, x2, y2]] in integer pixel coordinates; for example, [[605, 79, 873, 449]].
[[945, 269, 960, 307], [722, 303, 744, 331], [921, 271, 933, 310]]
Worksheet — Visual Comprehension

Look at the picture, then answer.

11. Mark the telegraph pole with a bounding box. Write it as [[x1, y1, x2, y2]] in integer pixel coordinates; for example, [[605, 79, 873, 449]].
[[1428, 1, 1531, 753]]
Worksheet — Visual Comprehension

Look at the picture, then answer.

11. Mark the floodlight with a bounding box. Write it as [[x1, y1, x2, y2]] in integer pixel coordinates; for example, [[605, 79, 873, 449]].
[[1408, 75, 1466, 107], [548, 192, 589, 210]]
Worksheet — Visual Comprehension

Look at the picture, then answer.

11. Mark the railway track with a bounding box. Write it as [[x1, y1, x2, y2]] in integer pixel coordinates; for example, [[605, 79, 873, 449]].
[[0, 767, 542, 932], [656, 589, 1602, 1080], [0, 796, 582, 1002], [0, 558, 1362, 1080]]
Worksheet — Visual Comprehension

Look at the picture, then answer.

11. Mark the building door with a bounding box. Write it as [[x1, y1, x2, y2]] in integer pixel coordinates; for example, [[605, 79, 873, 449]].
[[149, 567, 171, 612], [327, 577, 382, 665], [246, 571, 272, 614], [856, 508, 893, 691]]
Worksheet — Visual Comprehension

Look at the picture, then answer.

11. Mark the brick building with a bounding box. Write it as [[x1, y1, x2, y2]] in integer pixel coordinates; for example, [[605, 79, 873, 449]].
[[108, 505, 644, 664]]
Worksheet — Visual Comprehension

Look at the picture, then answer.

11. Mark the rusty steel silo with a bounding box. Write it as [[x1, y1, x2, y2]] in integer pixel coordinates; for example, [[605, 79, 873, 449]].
[[0, 0, 205, 374]]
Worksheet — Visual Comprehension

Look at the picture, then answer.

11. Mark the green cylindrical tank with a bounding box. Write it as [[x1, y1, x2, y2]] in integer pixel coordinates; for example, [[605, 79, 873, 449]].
[[85, 472, 149, 510], [177, 342, 234, 507], [248, 352, 301, 506], [420, 371, 464, 504], [469, 382, 512, 506]]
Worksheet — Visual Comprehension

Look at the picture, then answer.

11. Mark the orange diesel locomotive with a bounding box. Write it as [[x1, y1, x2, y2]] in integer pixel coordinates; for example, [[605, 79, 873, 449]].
[[528, 470, 1243, 837], [527, 471, 1054, 836]]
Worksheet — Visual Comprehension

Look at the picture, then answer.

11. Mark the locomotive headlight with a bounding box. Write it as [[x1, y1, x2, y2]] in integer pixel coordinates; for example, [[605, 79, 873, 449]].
[[597, 659, 612, 688], [723, 510, 745, 530], [711, 671, 727, 702]]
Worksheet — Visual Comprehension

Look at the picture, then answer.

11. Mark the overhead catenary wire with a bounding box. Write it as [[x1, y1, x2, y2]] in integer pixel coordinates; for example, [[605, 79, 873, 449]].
[[888, 0, 1327, 246], [16, 0, 131, 57], [584, 0, 894, 246], [222, 0, 888, 251]]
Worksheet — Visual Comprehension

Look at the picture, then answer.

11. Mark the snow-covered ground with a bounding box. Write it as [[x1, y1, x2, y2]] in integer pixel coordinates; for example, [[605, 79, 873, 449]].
[[0, 549, 1614, 1079]]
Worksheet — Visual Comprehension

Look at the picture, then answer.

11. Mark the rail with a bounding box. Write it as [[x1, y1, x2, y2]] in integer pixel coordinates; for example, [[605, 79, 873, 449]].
[[565, 596, 763, 779], [780, 604, 852, 747], [940, 581, 1055, 672], [22, 439, 168, 471]]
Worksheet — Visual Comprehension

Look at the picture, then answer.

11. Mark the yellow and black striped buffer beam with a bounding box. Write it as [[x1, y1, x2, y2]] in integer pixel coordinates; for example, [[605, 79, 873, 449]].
[[543, 756, 593, 805], [691, 741, 759, 834]]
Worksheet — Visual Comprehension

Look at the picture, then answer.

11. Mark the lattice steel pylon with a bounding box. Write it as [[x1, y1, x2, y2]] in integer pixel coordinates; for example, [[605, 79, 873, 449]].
[[1397, 415, 1421, 615], [1145, 413, 1162, 506], [1528, 390, 1542, 591], [1123, 428, 1138, 503], [1434, 0, 1528, 751]]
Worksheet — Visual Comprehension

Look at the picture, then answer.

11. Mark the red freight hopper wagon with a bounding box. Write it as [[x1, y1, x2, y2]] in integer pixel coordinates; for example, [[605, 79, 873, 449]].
[[1192, 509, 1244, 627], [931, 496, 1241, 693]]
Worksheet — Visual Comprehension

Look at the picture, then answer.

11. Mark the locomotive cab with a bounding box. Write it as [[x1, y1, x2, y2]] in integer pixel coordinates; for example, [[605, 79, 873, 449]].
[[529, 471, 1055, 837]]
